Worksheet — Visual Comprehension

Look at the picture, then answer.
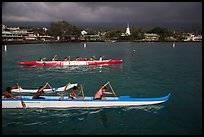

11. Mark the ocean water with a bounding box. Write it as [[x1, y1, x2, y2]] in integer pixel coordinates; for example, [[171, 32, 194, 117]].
[[2, 42, 202, 135]]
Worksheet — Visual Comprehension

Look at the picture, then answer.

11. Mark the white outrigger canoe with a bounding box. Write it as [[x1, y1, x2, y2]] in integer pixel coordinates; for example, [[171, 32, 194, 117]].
[[11, 83, 78, 93], [2, 93, 171, 108]]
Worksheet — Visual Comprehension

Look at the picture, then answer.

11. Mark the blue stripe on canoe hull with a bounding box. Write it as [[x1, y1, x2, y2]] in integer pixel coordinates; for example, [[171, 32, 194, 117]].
[[2, 93, 171, 102]]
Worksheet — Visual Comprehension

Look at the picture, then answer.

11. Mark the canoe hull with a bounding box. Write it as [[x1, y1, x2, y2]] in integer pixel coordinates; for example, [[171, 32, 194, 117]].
[[2, 93, 171, 108], [2, 100, 167, 108], [17, 59, 123, 66]]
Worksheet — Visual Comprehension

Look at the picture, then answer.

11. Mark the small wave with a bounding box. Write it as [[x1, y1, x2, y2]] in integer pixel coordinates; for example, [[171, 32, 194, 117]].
[[122, 105, 165, 114], [24, 121, 46, 126], [2, 122, 18, 127], [88, 109, 102, 114], [78, 117, 84, 121]]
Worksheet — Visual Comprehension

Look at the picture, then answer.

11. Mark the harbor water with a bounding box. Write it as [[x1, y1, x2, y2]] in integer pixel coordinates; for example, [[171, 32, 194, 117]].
[[2, 42, 202, 135]]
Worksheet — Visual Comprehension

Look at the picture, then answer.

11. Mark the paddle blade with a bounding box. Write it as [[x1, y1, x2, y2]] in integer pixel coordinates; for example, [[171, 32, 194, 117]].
[[21, 100, 26, 108]]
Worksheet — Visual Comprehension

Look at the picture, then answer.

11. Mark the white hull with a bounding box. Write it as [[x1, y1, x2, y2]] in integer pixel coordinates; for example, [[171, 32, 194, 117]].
[[2, 100, 166, 108], [62, 61, 88, 66]]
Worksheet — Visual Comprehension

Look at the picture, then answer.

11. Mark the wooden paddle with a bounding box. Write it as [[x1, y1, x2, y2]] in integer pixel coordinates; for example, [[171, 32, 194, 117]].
[[103, 81, 110, 88], [108, 82, 117, 97], [17, 83, 26, 108], [47, 82, 60, 96], [68, 56, 71, 65], [59, 83, 71, 101], [80, 84, 85, 99], [47, 82, 54, 92]]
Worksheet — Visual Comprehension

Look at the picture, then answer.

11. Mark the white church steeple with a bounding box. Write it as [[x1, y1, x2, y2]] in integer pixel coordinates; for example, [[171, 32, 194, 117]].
[[125, 23, 131, 36]]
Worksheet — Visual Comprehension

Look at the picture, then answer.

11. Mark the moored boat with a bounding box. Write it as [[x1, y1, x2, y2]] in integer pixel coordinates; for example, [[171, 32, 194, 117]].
[[2, 93, 171, 108], [17, 59, 123, 66]]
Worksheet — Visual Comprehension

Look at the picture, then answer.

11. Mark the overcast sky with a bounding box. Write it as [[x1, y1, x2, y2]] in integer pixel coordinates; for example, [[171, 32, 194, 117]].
[[2, 2, 202, 27]]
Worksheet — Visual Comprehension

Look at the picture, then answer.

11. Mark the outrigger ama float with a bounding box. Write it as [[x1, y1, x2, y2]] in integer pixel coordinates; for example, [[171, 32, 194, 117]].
[[11, 83, 78, 93], [2, 82, 171, 109]]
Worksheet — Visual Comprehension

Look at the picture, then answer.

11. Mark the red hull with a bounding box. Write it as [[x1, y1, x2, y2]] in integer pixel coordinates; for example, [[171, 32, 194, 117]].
[[17, 61, 60, 66]]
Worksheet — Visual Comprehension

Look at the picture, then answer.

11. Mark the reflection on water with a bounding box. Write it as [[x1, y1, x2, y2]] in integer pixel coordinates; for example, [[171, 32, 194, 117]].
[[98, 110, 108, 128]]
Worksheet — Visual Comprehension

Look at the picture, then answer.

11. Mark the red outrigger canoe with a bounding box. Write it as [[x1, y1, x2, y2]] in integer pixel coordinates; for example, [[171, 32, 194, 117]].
[[17, 59, 123, 66]]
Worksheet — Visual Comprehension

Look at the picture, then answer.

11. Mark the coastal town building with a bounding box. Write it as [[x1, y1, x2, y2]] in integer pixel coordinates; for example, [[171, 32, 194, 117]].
[[165, 36, 176, 41], [143, 33, 160, 41], [183, 33, 202, 41], [193, 35, 202, 41], [79, 30, 101, 41], [79, 34, 101, 41], [2, 31, 24, 42], [2, 24, 25, 42], [2, 24, 53, 43], [81, 30, 87, 35], [25, 32, 37, 40]]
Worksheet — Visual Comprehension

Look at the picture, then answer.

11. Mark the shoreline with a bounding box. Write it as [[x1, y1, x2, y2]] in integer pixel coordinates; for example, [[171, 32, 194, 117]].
[[2, 40, 202, 45]]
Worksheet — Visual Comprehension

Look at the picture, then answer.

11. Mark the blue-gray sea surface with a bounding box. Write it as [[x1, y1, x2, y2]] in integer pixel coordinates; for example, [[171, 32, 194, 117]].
[[2, 42, 202, 135]]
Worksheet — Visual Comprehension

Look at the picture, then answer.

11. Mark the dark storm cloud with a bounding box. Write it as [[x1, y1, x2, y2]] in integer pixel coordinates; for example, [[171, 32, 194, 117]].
[[2, 2, 202, 25]]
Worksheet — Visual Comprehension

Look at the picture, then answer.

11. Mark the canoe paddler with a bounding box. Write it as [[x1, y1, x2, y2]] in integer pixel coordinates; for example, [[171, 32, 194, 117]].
[[39, 57, 46, 62], [52, 54, 57, 61], [99, 56, 103, 61], [68, 86, 80, 100], [94, 82, 114, 100], [32, 83, 50, 99], [63, 57, 69, 61], [89, 57, 94, 61], [2, 84, 21, 99], [3, 87, 16, 99]]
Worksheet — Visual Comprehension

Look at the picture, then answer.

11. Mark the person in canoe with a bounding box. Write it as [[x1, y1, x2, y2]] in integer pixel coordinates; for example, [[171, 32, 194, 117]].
[[76, 57, 86, 61], [99, 56, 105, 61], [68, 86, 80, 100], [3, 87, 16, 99], [32, 83, 50, 99], [89, 57, 94, 61], [52, 54, 57, 61], [89, 55, 96, 61], [63, 57, 69, 61], [94, 82, 114, 100], [2, 84, 21, 99], [39, 57, 46, 61], [76, 57, 80, 61], [63, 56, 70, 61]]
